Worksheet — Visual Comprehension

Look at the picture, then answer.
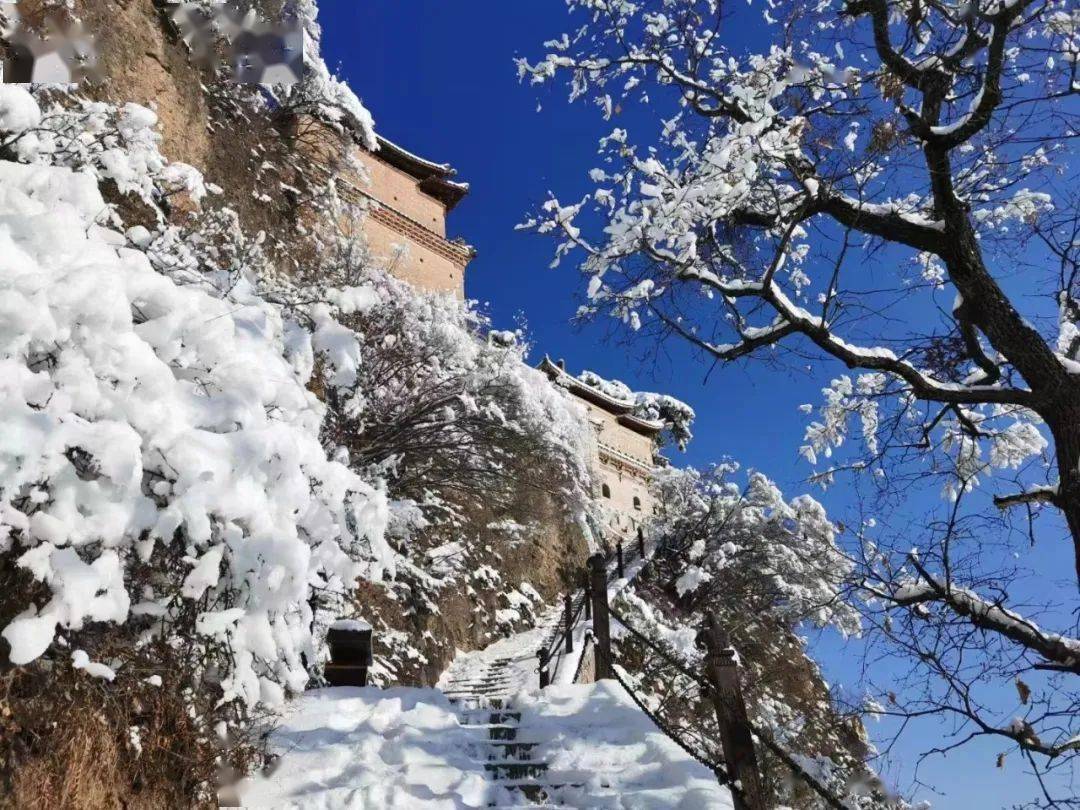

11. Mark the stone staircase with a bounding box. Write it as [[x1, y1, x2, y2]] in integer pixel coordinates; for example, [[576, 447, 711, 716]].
[[452, 695, 583, 807], [442, 655, 516, 702]]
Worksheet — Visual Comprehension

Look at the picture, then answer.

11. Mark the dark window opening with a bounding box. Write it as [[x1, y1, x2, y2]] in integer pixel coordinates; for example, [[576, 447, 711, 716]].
[[601, 483, 611, 499], [633, 496, 642, 510]]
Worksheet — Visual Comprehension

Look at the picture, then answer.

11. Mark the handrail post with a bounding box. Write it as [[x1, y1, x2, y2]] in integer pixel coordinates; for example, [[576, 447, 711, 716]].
[[538, 647, 550, 689], [616, 540, 625, 578], [699, 612, 766, 810], [564, 593, 574, 654], [637, 528, 646, 560], [588, 553, 613, 680]]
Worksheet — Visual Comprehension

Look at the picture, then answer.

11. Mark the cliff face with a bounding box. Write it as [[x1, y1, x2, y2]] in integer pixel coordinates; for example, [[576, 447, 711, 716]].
[[78, 0, 212, 169]]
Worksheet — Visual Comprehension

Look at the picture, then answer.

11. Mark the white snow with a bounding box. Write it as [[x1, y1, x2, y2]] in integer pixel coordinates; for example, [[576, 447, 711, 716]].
[[0, 85, 41, 132], [71, 648, 117, 681], [236, 687, 495, 809], [0, 120, 390, 705], [237, 683, 734, 809], [517, 682, 734, 809], [330, 619, 372, 632]]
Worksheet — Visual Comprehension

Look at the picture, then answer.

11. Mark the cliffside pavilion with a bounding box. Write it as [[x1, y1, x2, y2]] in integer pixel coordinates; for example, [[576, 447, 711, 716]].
[[538, 357, 663, 542], [353, 135, 474, 298]]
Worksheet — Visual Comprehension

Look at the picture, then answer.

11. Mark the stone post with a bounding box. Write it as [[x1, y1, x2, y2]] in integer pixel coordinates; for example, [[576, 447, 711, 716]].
[[564, 592, 574, 654], [699, 612, 766, 810], [588, 553, 613, 680]]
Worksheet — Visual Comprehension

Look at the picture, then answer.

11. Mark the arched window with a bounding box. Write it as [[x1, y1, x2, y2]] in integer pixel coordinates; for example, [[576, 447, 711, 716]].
[[601, 483, 612, 499], [633, 496, 642, 511]]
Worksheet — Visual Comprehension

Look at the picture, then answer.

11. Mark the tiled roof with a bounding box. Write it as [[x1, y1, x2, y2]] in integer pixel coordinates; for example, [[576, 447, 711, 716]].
[[370, 135, 469, 211]]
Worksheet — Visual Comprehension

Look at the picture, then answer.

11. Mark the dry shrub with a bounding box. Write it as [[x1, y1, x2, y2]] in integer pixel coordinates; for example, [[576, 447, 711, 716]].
[[0, 642, 262, 810], [0, 554, 263, 810]]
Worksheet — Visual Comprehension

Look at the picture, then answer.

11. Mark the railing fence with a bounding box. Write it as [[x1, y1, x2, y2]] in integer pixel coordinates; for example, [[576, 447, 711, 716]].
[[538, 538, 850, 810]]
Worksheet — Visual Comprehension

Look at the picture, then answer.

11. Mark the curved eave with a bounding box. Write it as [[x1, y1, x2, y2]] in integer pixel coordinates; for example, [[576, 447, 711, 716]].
[[374, 135, 469, 211], [618, 413, 664, 434], [538, 356, 663, 437]]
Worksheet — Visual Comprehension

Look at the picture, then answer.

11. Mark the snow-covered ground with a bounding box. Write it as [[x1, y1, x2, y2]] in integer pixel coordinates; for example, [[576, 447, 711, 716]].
[[235, 684, 733, 809], [518, 682, 734, 809], [234, 687, 495, 809]]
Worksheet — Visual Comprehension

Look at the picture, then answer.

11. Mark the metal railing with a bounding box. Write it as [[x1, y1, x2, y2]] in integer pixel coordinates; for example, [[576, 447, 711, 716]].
[[536, 528, 649, 687]]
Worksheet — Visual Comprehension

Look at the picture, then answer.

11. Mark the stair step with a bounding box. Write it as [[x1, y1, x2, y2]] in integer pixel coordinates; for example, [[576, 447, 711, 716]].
[[460, 711, 521, 725], [446, 674, 514, 682], [483, 747, 537, 760], [484, 761, 549, 780], [448, 697, 508, 710], [496, 781, 552, 803], [494, 781, 585, 803]]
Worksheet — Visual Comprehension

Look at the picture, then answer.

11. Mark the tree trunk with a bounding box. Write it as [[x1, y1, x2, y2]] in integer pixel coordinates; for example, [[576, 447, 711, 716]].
[[939, 211, 1080, 586], [1047, 411, 1080, 587]]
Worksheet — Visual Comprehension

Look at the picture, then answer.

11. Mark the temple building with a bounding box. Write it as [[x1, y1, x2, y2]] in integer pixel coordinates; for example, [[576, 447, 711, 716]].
[[353, 135, 474, 298], [538, 357, 663, 541]]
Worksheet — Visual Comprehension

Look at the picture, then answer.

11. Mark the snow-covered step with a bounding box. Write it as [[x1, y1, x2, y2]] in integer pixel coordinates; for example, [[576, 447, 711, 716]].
[[487, 724, 521, 741], [458, 709, 521, 724], [484, 760, 549, 780], [494, 781, 555, 804], [494, 779, 584, 805], [481, 740, 541, 761]]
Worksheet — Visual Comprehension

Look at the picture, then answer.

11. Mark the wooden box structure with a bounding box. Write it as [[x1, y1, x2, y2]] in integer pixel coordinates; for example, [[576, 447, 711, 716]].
[[325, 621, 373, 687]]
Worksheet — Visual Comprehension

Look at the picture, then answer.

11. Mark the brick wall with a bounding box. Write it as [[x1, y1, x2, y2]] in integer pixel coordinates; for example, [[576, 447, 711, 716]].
[[360, 214, 466, 296], [577, 401, 657, 539], [354, 150, 447, 236]]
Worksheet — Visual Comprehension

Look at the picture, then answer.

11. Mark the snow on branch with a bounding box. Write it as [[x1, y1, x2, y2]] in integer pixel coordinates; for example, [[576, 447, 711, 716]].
[[871, 554, 1080, 674], [0, 87, 391, 710]]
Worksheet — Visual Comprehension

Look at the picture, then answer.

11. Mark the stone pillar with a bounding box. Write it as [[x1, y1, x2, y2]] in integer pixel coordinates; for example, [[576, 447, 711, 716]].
[[699, 613, 766, 810], [588, 553, 613, 680]]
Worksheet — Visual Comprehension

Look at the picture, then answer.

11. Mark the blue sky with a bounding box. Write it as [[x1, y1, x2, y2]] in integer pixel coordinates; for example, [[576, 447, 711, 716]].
[[323, 2, 1074, 806]]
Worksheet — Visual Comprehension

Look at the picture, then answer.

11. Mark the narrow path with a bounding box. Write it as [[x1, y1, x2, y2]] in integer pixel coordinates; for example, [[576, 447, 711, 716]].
[[441, 536, 657, 700], [438, 617, 554, 702]]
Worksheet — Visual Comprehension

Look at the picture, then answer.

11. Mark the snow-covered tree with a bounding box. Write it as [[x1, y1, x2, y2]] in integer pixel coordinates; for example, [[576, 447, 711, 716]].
[[522, 0, 1080, 802], [653, 464, 860, 635], [612, 465, 888, 808], [321, 267, 594, 529], [0, 84, 394, 799]]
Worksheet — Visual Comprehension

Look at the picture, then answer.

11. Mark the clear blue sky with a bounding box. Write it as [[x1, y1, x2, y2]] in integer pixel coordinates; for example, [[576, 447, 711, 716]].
[[322, 2, 1074, 806]]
